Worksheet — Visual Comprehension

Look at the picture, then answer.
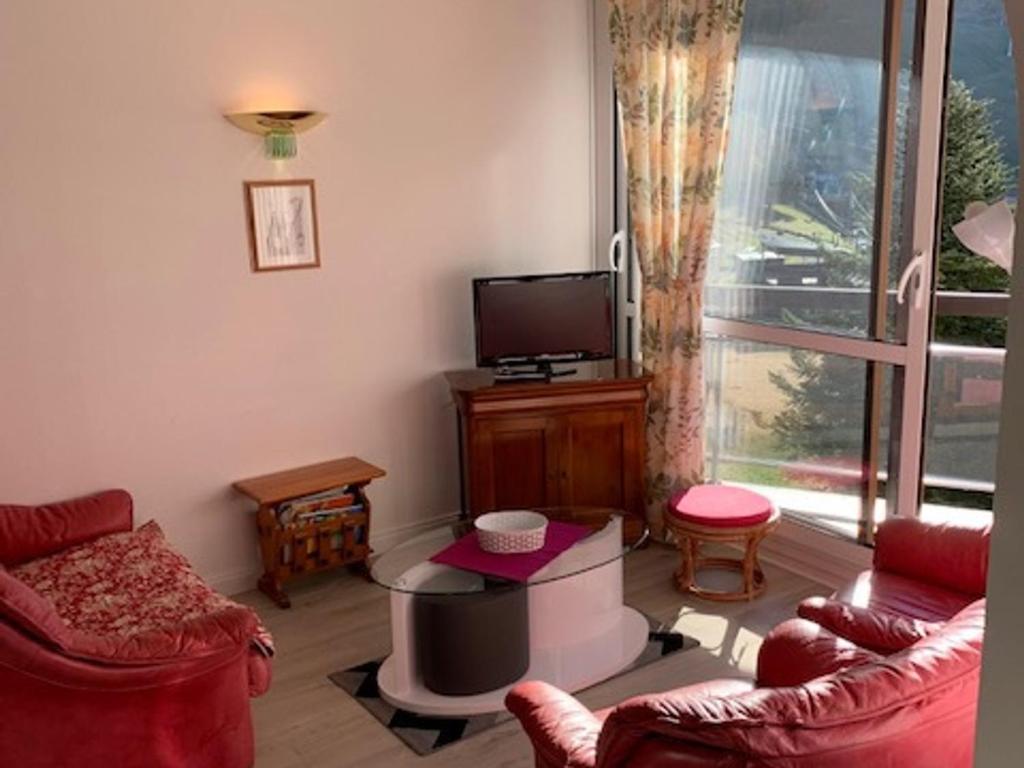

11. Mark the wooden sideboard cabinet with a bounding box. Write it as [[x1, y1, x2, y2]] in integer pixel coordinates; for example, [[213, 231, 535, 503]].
[[446, 360, 652, 542]]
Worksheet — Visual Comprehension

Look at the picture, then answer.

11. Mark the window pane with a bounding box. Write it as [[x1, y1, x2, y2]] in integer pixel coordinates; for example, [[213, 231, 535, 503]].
[[934, 0, 1017, 349], [706, 1, 887, 337], [705, 337, 890, 540], [922, 0, 1017, 515], [924, 346, 1001, 499]]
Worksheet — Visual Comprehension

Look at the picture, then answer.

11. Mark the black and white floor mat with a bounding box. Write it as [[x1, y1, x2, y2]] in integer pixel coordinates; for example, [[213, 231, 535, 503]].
[[327, 614, 698, 757]]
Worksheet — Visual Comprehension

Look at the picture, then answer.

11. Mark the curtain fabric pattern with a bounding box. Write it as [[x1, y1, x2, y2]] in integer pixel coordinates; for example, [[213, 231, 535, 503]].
[[609, 0, 745, 535]]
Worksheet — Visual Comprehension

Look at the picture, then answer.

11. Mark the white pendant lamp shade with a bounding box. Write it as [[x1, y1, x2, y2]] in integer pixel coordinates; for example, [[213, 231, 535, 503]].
[[953, 199, 1016, 273]]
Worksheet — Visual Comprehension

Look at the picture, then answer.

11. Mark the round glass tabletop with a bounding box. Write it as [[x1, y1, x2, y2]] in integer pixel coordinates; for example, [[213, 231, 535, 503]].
[[369, 507, 648, 596]]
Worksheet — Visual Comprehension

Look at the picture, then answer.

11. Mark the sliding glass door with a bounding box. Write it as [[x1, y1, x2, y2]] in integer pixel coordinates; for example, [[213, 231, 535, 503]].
[[595, 0, 1015, 543], [703, 0, 951, 544], [921, 0, 1017, 524]]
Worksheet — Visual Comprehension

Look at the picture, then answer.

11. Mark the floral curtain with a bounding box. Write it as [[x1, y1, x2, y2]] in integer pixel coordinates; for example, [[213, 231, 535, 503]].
[[609, 0, 746, 536]]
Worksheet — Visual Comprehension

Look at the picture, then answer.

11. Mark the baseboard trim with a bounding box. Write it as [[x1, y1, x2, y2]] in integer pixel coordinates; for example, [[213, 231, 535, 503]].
[[212, 567, 262, 599], [756, 518, 873, 590], [370, 511, 462, 552], [214, 511, 462, 598]]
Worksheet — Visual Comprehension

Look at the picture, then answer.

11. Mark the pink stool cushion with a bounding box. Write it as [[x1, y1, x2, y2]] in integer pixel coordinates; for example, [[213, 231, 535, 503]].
[[668, 485, 773, 529]]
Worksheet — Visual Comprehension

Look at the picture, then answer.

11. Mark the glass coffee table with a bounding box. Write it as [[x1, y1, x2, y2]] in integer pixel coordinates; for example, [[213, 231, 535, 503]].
[[370, 507, 649, 715]]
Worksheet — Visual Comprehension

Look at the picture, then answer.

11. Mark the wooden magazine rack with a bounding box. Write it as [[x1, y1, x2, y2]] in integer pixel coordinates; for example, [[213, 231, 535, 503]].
[[233, 457, 386, 608]]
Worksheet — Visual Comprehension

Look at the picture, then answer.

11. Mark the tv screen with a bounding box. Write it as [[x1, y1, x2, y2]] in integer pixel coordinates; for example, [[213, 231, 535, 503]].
[[473, 272, 614, 367]]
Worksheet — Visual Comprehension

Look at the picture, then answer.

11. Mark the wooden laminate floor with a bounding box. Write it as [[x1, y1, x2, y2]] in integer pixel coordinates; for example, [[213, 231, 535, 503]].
[[237, 544, 827, 768]]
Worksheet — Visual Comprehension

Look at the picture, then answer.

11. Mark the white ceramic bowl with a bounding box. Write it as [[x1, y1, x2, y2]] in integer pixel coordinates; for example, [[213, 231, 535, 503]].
[[475, 511, 549, 554]]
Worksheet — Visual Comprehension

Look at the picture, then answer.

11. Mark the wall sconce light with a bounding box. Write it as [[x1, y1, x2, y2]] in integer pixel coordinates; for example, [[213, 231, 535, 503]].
[[224, 110, 327, 159]]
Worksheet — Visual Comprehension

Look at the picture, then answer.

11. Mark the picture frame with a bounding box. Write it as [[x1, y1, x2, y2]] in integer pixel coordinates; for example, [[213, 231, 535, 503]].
[[244, 179, 321, 272]]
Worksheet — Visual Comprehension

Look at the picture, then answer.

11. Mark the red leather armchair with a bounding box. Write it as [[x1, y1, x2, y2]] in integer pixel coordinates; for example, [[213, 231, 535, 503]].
[[798, 515, 989, 634], [0, 490, 271, 768], [507, 517, 990, 767]]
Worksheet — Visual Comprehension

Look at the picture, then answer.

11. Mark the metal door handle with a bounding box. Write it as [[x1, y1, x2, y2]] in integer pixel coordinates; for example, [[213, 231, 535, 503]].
[[608, 230, 626, 273], [896, 250, 927, 310]]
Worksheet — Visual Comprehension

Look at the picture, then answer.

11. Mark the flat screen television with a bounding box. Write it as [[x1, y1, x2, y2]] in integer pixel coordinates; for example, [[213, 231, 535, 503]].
[[473, 271, 614, 376]]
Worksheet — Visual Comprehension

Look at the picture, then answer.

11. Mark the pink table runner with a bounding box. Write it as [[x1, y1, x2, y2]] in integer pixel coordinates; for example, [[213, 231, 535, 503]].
[[429, 521, 592, 583]]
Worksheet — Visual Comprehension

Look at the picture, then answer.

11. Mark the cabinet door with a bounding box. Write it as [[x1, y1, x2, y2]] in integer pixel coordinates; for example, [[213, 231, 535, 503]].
[[559, 408, 643, 514], [471, 416, 561, 512]]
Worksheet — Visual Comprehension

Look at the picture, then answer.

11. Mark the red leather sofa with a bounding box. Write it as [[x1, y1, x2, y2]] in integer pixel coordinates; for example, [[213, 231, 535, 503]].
[[0, 490, 272, 768], [507, 517, 990, 767]]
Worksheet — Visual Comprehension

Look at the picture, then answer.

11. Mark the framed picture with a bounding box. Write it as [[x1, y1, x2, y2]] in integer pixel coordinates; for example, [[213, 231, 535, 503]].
[[244, 179, 321, 272]]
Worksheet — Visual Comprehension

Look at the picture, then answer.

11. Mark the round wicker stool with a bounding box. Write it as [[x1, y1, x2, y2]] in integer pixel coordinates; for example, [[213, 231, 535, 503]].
[[664, 485, 780, 602]]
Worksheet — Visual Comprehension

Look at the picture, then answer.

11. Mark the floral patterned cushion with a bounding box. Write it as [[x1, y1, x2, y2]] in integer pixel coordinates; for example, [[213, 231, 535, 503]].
[[10, 521, 273, 654]]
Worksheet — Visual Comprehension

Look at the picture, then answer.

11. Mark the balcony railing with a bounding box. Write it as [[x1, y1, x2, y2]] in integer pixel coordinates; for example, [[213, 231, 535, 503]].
[[706, 283, 1011, 322], [704, 285, 1005, 534]]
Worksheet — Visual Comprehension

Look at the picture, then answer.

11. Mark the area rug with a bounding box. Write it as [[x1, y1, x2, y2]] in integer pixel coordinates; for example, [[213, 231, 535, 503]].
[[327, 614, 698, 756]]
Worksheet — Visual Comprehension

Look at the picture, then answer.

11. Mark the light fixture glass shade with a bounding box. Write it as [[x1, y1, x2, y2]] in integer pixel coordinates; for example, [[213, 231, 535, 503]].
[[953, 199, 1016, 273], [264, 130, 297, 159], [224, 111, 326, 160]]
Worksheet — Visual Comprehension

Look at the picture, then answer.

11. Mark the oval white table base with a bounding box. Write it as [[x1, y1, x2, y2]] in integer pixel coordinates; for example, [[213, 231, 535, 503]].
[[377, 518, 650, 716]]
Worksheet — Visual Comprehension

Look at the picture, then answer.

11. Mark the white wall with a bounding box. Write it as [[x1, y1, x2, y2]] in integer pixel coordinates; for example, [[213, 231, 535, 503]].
[[975, 2, 1024, 765], [0, 0, 595, 592]]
